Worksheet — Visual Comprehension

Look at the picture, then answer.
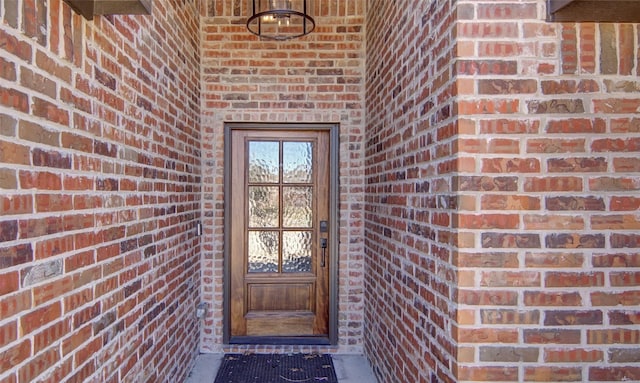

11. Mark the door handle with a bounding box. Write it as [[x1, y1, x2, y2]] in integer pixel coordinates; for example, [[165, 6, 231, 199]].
[[320, 238, 327, 267]]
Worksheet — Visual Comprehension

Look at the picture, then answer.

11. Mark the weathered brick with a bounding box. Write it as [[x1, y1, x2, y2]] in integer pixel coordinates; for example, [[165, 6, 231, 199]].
[[480, 346, 539, 362], [592, 291, 640, 306], [524, 329, 581, 344], [481, 233, 541, 249], [545, 233, 605, 249], [524, 366, 582, 382], [609, 348, 640, 363], [478, 79, 537, 94], [0, 140, 30, 165], [481, 309, 540, 325], [21, 259, 63, 287], [524, 291, 582, 306], [546, 196, 605, 211], [528, 99, 584, 114], [546, 271, 604, 288]]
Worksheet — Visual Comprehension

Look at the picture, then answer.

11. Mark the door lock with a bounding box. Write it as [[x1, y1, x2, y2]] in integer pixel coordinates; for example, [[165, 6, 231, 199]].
[[320, 238, 327, 267]]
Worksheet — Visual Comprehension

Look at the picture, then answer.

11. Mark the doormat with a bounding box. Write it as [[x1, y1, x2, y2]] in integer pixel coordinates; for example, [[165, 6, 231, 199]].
[[213, 353, 338, 383]]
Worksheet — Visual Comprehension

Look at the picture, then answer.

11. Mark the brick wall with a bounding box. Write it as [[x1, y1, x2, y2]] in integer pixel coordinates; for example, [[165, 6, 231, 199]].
[[0, 1, 202, 382], [199, 0, 367, 353], [365, 0, 640, 382], [364, 1, 459, 382], [456, 1, 640, 381]]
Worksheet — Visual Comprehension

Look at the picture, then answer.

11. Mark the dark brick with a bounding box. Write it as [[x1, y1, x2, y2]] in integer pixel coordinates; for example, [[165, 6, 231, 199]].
[[544, 310, 603, 326], [481, 233, 541, 248], [32, 148, 72, 169], [547, 157, 607, 173], [546, 196, 605, 211], [528, 99, 585, 114], [0, 243, 33, 268], [545, 233, 605, 249], [455, 176, 518, 192], [93, 141, 118, 158], [95, 68, 116, 90], [0, 220, 18, 242]]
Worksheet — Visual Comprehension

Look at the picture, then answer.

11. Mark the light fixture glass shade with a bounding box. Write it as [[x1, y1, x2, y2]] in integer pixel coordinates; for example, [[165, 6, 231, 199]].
[[247, 0, 315, 40]]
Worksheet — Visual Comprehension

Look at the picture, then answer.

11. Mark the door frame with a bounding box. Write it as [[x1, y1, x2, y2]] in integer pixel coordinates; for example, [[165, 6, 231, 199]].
[[222, 122, 339, 345]]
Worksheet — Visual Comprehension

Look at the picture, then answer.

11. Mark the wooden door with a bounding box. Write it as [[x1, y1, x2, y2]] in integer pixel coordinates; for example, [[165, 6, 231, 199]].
[[227, 128, 331, 342]]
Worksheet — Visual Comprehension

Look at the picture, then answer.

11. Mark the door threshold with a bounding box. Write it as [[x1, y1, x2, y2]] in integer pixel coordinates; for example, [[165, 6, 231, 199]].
[[229, 336, 331, 345]]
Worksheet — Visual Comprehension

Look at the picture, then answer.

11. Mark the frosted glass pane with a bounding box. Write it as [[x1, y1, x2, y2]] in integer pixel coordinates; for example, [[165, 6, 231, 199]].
[[283, 187, 312, 228], [283, 142, 312, 183], [283, 231, 312, 273], [249, 141, 279, 183], [248, 231, 279, 273], [249, 186, 279, 227]]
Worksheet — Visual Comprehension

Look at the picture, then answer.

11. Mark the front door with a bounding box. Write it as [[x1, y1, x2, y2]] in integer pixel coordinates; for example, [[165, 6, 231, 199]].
[[225, 125, 335, 344]]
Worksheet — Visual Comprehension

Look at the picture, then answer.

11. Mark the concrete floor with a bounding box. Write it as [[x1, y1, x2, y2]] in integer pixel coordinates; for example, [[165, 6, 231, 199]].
[[185, 353, 378, 383]]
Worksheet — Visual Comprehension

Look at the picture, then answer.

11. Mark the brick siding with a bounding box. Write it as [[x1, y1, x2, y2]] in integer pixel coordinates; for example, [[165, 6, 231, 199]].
[[365, 1, 460, 381], [0, 1, 201, 382], [3, 0, 640, 382], [365, 0, 640, 382]]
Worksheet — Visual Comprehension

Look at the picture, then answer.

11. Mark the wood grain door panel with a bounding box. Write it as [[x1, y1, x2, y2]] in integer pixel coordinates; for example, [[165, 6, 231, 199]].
[[227, 127, 331, 342]]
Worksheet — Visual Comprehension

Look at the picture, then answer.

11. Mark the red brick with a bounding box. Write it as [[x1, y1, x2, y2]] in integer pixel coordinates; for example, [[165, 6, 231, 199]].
[[33, 276, 73, 305], [457, 366, 519, 382], [0, 271, 19, 296], [544, 348, 603, 363], [588, 329, 640, 344], [546, 272, 604, 288], [524, 177, 582, 192], [0, 340, 31, 375], [19, 347, 61, 382], [524, 291, 582, 306], [589, 367, 640, 381], [20, 302, 62, 335], [0, 321, 17, 348]]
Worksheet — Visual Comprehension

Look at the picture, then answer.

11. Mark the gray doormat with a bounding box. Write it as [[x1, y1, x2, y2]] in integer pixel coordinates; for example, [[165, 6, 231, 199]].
[[213, 353, 338, 383]]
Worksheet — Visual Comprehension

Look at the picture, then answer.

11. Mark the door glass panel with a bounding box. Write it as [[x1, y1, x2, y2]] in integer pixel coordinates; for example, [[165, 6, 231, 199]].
[[249, 141, 279, 183], [248, 186, 279, 227], [283, 186, 313, 228], [248, 231, 279, 273], [282, 231, 312, 273], [283, 142, 312, 183]]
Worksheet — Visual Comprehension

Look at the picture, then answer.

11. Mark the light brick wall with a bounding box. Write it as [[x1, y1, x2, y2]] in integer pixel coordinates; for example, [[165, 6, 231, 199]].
[[366, 0, 640, 382], [199, 0, 367, 353], [0, 1, 202, 382]]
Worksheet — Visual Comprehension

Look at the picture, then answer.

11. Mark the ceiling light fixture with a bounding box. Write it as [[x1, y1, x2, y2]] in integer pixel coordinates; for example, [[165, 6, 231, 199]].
[[247, 0, 315, 41]]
